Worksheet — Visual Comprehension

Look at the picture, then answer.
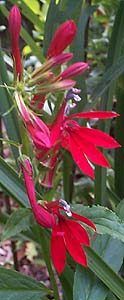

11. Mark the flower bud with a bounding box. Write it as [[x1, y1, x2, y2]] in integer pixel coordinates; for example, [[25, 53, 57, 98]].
[[60, 62, 89, 79], [9, 5, 22, 79], [47, 20, 77, 58]]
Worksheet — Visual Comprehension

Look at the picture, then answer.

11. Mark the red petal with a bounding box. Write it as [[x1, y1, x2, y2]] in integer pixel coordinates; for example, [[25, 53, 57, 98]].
[[61, 132, 94, 178], [50, 102, 66, 144], [75, 127, 120, 149], [69, 129, 110, 167], [51, 224, 66, 274], [62, 221, 87, 267], [72, 212, 96, 231], [63, 218, 90, 246], [31, 113, 50, 136], [69, 111, 119, 119], [51, 53, 73, 67], [27, 125, 51, 149]]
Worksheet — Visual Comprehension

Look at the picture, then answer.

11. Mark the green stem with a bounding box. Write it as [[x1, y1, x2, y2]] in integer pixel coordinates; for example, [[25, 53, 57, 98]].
[[38, 227, 60, 300], [63, 152, 74, 203], [20, 120, 32, 156], [115, 75, 124, 199]]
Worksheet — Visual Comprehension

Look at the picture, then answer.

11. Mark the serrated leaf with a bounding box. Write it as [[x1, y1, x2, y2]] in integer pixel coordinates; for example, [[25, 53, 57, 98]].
[[72, 204, 124, 242], [0, 267, 49, 300], [1, 208, 33, 241]]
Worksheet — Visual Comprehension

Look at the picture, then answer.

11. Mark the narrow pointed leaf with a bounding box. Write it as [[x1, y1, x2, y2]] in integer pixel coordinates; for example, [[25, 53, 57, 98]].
[[0, 50, 21, 160], [85, 247, 124, 300]]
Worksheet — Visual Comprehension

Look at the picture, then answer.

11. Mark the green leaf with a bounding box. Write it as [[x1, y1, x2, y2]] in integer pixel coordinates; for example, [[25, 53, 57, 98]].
[[1, 208, 33, 241], [72, 204, 124, 242], [73, 235, 124, 300], [72, 4, 97, 110], [0, 156, 29, 207], [92, 235, 124, 273], [0, 50, 21, 160], [85, 247, 124, 300], [60, 265, 74, 300], [93, 0, 124, 206], [115, 75, 124, 199], [73, 267, 108, 300], [0, 266, 49, 300], [116, 199, 124, 221], [72, 4, 97, 61], [90, 55, 124, 105], [106, 291, 118, 300]]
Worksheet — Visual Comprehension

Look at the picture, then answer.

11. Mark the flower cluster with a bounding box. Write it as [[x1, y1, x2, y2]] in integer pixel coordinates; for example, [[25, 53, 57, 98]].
[[9, 6, 120, 273]]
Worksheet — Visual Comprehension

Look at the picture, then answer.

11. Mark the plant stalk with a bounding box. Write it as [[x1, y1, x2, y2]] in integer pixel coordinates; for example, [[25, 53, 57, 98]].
[[38, 227, 60, 300]]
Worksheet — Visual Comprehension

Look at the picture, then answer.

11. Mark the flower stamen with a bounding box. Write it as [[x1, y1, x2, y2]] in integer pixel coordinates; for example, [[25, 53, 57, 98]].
[[59, 199, 72, 217]]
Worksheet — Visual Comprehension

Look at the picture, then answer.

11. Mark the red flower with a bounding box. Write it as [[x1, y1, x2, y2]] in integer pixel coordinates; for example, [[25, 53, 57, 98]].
[[21, 158, 96, 273], [15, 92, 50, 151], [49, 99, 120, 179], [47, 20, 77, 58], [9, 5, 22, 79]]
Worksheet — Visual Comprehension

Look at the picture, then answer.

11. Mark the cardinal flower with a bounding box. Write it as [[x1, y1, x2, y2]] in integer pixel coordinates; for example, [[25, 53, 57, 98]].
[[21, 157, 96, 273], [9, 5, 22, 79], [48, 94, 120, 179]]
